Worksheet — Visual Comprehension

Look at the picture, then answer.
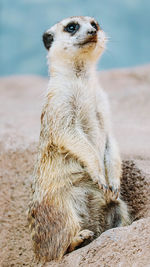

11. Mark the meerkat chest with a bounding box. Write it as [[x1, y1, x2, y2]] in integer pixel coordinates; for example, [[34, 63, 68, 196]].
[[72, 88, 106, 145]]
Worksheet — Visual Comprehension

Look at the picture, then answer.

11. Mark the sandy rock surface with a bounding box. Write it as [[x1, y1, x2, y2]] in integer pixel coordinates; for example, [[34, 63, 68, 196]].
[[0, 65, 150, 267]]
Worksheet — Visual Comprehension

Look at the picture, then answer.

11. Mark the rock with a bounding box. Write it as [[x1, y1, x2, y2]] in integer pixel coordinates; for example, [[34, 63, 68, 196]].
[[0, 65, 150, 266], [46, 218, 150, 267]]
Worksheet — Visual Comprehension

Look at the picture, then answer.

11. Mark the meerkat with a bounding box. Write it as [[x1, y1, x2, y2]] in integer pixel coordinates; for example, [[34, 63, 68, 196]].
[[28, 16, 130, 264]]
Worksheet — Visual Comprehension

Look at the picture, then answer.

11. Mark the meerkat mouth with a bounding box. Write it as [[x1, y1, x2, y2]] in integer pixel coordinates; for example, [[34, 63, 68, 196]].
[[77, 35, 97, 46]]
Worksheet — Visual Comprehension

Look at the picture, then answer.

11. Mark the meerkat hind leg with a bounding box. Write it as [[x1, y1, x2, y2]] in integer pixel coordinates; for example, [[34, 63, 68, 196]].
[[68, 229, 94, 252]]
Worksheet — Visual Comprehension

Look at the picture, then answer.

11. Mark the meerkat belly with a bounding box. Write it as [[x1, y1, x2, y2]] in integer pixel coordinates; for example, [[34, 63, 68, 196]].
[[69, 179, 106, 236]]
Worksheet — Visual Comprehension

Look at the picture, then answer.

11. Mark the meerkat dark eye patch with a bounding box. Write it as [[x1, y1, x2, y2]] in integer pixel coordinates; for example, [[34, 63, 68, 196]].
[[43, 32, 54, 50], [91, 21, 99, 31], [64, 22, 80, 35]]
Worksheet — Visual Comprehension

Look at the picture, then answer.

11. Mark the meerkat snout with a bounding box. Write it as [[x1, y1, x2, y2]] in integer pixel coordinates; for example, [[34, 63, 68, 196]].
[[87, 21, 99, 36], [87, 29, 97, 36]]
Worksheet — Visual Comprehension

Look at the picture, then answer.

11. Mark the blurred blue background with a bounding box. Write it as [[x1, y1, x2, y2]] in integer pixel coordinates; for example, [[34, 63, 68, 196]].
[[1, 0, 150, 77]]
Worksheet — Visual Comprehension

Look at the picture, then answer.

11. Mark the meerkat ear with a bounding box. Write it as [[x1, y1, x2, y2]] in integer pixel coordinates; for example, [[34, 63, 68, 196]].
[[42, 32, 54, 50]]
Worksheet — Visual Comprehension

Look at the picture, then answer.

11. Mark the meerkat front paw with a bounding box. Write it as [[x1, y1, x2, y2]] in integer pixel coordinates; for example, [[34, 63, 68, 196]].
[[92, 175, 108, 193], [105, 184, 120, 202]]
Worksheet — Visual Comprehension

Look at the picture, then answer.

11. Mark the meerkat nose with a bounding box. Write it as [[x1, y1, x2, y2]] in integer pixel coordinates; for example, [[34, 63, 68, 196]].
[[87, 29, 97, 36]]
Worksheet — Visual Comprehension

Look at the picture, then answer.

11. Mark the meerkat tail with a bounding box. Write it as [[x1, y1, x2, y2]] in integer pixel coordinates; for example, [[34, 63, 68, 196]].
[[106, 197, 131, 228], [28, 196, 79, 263]]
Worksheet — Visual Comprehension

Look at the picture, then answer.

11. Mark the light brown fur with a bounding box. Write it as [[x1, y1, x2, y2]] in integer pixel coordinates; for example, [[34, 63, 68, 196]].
[[28, 16, 130, 264]]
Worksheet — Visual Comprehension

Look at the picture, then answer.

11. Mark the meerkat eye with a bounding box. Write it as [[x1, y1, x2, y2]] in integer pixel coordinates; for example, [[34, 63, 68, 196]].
[[91, 21, 98, 31], [64, 22, 80, 34]]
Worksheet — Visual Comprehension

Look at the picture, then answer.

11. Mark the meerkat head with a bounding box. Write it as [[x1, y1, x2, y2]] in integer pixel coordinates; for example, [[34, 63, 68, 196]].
[[43, 16, 107, 70]]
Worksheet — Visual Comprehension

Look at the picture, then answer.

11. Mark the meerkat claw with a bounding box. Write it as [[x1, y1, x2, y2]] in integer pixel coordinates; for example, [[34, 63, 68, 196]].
[[98, 182, 106, 190], [108, 186, 120, 200], [103, 184, 109, 193], [114, 188, 120, 199]]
